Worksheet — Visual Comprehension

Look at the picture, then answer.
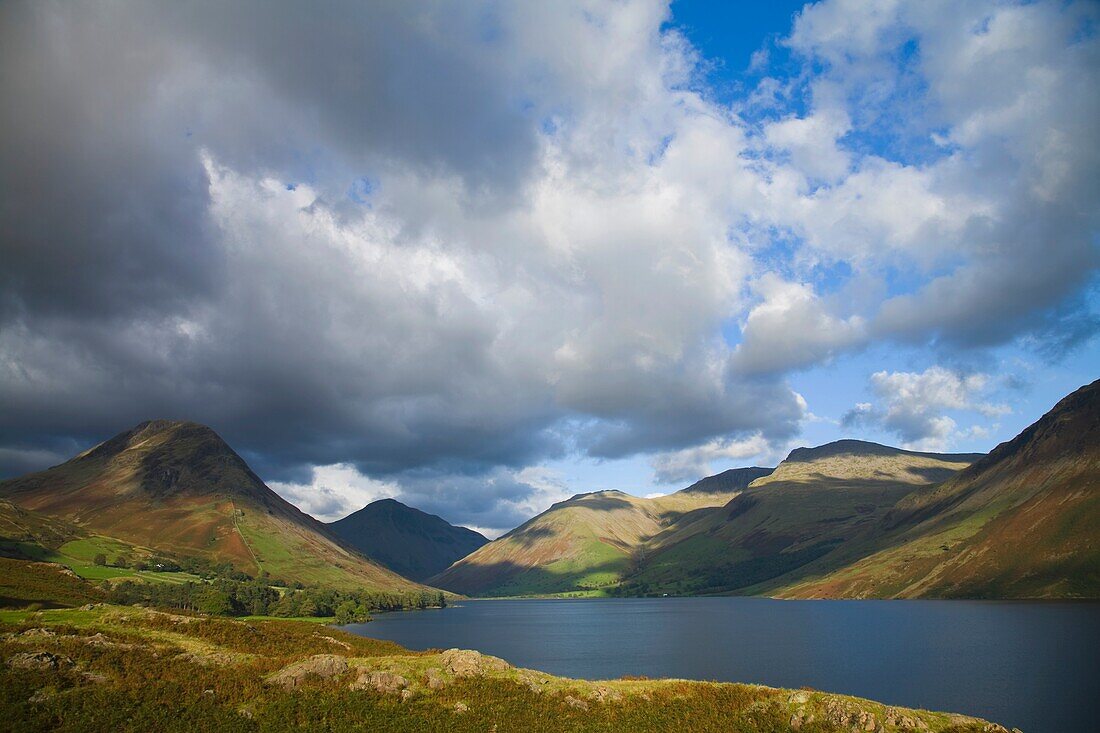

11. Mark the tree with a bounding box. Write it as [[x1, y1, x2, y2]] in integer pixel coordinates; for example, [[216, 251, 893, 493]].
[[296, 596, 318, 618], [93, 553, 107, 566], [334, 600, 358, 625], [196, 587, 233, 616]]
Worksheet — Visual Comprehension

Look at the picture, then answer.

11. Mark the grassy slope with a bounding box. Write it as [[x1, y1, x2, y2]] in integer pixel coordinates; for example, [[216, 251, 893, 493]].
[[0, 421, 429, 593], [623, 443, 982, 596], [431, 473, 772, 597], [0, 500, 204, 588], [0, 604, 1010, 733], [774, 380, 1100, 599], [0, 558, 104, 609]]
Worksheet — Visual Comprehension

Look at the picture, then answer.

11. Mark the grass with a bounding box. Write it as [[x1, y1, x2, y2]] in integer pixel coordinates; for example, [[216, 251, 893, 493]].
[[483, 540, 631, 597], [0, 557, 103, 609], [0, 604, 1005, 732]]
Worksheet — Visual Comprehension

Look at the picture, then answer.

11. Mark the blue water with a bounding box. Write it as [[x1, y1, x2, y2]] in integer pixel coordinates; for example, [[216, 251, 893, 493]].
[[346, 597, 1100, 733]]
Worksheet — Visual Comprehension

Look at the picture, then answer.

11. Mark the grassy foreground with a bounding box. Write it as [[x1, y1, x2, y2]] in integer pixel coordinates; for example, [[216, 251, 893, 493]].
[[0, 604, 1016, 733]]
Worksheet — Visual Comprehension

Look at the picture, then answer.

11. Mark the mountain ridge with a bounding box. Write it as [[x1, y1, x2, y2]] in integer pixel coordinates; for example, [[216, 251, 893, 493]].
[[775, 379, 1100, 599]]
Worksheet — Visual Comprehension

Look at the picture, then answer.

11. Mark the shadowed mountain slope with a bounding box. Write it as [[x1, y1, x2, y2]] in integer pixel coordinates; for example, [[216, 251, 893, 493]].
[[429, 470, 773, 597], [621, 442, 982, 596], [0, 420, 429, 592], [327, 498, 488, 582], [776, 379, 1100, 599]]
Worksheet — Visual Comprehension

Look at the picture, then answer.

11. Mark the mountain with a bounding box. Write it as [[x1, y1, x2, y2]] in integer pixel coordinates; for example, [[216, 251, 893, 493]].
[[327, 498, 488, 582], [429, 469, 773, 597], [620, 441, 982, 596], [776, 379, 1100, 599], [0, 420, 428, 592]]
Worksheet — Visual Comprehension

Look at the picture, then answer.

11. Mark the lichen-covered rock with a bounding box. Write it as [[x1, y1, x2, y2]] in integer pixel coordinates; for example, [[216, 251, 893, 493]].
[[564, 695, 589, 710], [788, 690, 811, 704], [424, 667, 447, 690], [83, 632, 133, 649], [440, 648, 510, 677], [350, 670, 408, 695], [264, 654, 349, 689], [822, 699, 881, 732], [453, 702, 469, 714], [7, 651, 74, 672], [790, 710, 816, 729], [588, 685, 623, 703], [517, 671, 547, 693], [19, 628, 56, 639], [884, 708, 930, 730]]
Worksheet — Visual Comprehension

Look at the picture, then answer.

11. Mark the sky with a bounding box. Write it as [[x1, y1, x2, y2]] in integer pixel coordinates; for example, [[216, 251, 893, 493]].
[[1, 0, 1097, 537]]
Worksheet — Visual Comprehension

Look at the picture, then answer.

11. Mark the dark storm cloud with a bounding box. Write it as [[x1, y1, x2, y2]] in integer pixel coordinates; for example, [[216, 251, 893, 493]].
[[0, 0, 805, 504]]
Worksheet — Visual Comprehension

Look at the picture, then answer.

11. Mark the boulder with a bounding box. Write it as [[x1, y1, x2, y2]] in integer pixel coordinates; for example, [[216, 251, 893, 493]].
[[453, 702, 469, 714], [564, 695, 589, 710], [7, 651, 74, 672], [19, 628, 56, 639], [350, 670, 408, 695], [440, 648, 509, 677], [424, 667, 447, 690], [588, 685, 623, 703], [264, 654, 349, 689]]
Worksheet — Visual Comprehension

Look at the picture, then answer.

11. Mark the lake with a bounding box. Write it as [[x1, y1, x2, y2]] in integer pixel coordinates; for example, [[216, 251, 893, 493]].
[[346, 597, 1100, 733]]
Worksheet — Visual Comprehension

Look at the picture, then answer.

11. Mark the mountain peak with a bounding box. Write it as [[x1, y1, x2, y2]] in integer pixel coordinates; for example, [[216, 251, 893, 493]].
[[0, 420, 429, 592], [680, 466, 774, 495], [329, 498, 487, 582]]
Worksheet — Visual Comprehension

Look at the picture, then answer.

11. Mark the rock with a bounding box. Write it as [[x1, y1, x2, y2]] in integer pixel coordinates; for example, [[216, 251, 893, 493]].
[[564, 695, 589, 710], [350, 670, 408, 695], [264, 654, 349, 689], [7, 651, 74, 672], [315, 634, 351, 651], [400, 688, 415, 702], [517, 671, 545, 693], [453, 702, 469, 714], [788, 690, 811, 704], [19, 628, 56, 638], [83, 632, 132, 649], [588, 685, 622, 703], [424, 667, 447, 690], [28, 689, 54, 704], [440, 648, 510, 677]]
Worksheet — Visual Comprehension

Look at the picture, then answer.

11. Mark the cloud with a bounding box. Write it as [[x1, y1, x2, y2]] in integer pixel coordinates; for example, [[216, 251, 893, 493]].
[[650, 434, 772, 484], [841, 366, 1010, 450], [0, 0, 1096, 531], [271, 463, 573, 537], [730, 275, 865, 375]]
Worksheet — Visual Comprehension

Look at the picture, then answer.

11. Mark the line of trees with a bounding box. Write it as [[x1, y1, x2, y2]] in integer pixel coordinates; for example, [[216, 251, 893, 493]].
[[106, 576, 445, 621]]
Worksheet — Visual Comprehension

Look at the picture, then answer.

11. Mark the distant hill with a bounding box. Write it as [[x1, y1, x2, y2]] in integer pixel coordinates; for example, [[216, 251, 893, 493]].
[[328, 499, 488, 582], [620, 441, 981, 596], [429, 470, 773, 597], [0, 420, 429, 592], [776, 379, 1100, 599]]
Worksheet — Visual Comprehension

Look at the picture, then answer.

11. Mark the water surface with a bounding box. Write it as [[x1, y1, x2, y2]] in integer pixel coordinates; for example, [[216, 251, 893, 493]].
[[346, 597, 1100, 733]]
